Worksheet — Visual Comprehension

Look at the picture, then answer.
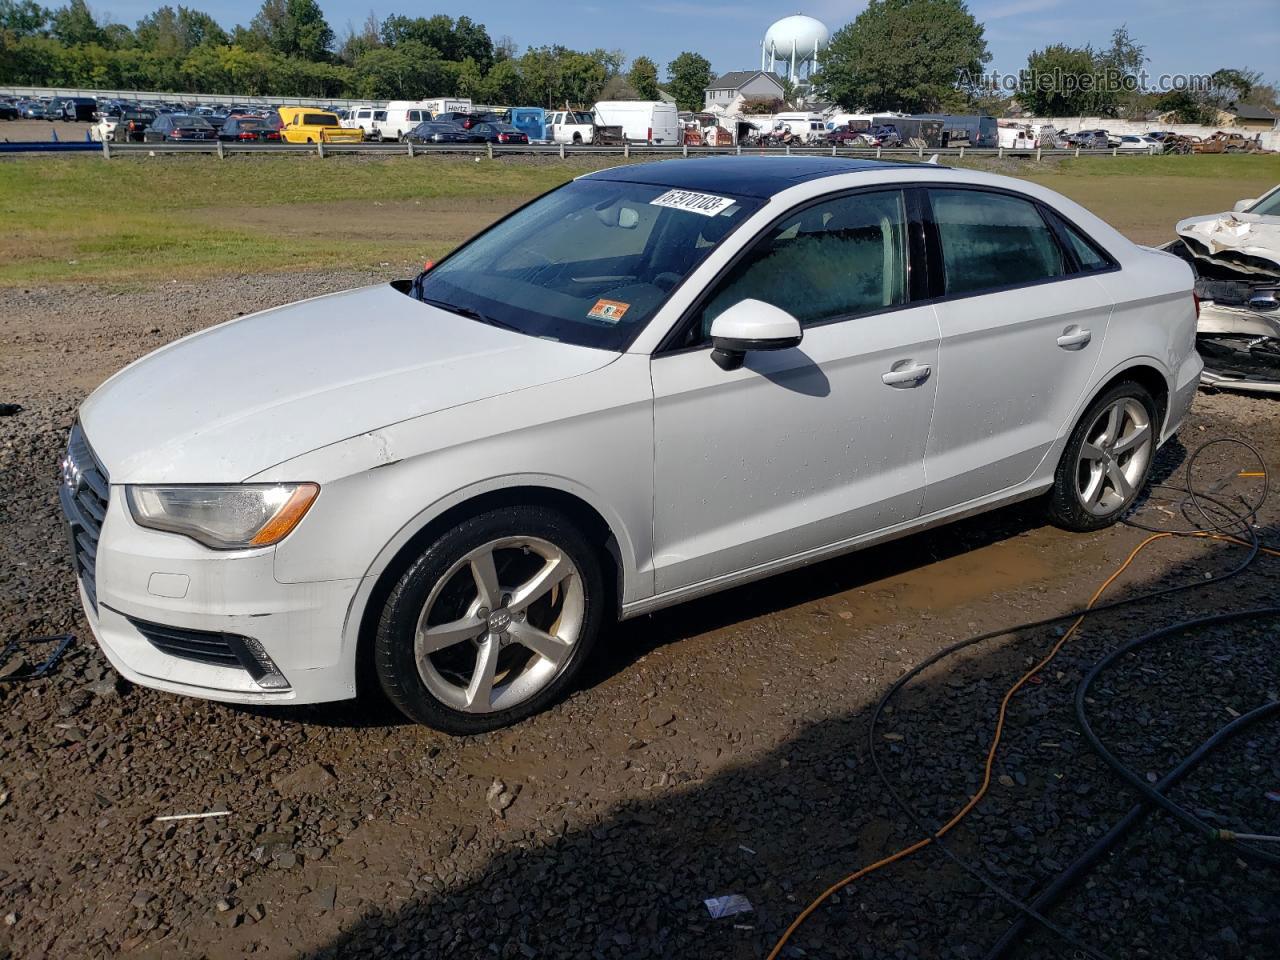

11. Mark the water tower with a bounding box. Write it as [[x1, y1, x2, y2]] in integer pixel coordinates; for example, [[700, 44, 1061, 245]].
[[761, 14, 830, 88]]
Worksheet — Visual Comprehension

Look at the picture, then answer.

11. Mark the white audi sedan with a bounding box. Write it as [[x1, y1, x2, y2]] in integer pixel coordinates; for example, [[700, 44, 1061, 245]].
[[61, 157, 1201, 732]]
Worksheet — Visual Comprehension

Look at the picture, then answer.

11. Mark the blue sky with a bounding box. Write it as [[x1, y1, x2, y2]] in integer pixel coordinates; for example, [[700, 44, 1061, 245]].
[[99, 0, 1279, 87]]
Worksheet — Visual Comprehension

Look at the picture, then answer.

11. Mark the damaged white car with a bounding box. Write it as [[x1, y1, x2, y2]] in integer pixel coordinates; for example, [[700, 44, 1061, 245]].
[[1169, 184, 1280, 395]]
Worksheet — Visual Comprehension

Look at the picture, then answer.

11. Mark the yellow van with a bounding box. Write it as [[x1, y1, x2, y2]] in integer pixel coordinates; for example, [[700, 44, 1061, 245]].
[[277, 107, 363, 144]]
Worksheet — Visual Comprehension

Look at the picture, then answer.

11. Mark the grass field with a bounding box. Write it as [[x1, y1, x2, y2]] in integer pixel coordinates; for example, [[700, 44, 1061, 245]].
[[1, 152, 1277, 286]]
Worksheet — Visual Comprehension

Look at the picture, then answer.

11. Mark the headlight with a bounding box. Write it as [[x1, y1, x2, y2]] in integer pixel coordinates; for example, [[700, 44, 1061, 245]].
[[126, 483, 319, 550]]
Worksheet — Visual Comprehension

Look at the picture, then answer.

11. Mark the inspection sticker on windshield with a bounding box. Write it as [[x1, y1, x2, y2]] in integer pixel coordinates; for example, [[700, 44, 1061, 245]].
[[588, 299, 630, 323], [650, 189, 735, 217]]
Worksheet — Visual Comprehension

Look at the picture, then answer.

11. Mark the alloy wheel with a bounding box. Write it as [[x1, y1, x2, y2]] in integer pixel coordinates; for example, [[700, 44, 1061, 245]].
[[1074, 397, 1153, 516], [413, 536, 584, 714]]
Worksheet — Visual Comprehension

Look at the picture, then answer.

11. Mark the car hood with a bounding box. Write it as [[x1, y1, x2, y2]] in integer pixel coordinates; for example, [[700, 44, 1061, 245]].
[[1175, 211, 1280, 277], [80, 283, 617, 483]]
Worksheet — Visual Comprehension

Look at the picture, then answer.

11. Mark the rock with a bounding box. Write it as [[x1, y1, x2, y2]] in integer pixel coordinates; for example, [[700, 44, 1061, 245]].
[[87, 677, 121, 699], [311, 886, 337, 915], [275, 761, 337, 797], [648, 708, 676, 729], [215, 899, 235, 914]]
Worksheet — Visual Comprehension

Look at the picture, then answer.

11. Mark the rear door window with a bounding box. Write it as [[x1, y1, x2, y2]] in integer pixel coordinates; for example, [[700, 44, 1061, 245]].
[[929, 188, 1065, 296]]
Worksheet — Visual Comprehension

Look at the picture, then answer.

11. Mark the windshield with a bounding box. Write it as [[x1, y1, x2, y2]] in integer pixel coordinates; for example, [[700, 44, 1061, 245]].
[[410, 177, 761, 350], [1248, 188, 1280, 216]]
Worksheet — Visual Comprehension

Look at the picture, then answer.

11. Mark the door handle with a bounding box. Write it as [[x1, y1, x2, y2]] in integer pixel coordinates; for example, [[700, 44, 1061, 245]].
[[881, 361, 931, 387], [1056, 326, 1092, 349]]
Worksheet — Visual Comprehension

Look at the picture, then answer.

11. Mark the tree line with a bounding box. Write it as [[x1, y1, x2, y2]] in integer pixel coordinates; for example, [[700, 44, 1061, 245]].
[[0, 0, 717, 108], [817, 0, 1274, 121], [0, 0, 1273, 119]]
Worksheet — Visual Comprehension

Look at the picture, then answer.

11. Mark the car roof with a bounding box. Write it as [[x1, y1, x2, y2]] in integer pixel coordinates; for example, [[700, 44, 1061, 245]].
[[582, 156, 942, 199]]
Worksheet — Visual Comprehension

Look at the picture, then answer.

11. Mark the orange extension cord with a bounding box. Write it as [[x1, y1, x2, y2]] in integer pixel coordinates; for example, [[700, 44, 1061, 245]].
[[767, 530, 1280, 960]]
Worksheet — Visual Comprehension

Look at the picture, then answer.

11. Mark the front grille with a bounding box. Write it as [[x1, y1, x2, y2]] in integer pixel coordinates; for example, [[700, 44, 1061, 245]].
[[127, 616, 245, 669], [59, 423, 109, 611]]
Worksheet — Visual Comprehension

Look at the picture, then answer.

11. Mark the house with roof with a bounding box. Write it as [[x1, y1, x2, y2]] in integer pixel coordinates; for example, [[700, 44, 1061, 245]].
[[704, 70, 786, 112], [1220, 102, 1278, 131]]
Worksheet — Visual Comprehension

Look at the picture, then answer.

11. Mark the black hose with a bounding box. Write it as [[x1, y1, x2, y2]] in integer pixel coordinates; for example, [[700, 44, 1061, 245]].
[[984, 692, 1280, 960], [862, 438, 1272, 959], [1074, 607, 1280, 868]]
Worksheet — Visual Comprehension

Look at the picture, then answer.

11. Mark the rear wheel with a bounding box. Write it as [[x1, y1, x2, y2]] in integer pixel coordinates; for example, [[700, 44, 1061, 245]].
[[1047, 381, 1157, 531], [374, 506, 605, 733]]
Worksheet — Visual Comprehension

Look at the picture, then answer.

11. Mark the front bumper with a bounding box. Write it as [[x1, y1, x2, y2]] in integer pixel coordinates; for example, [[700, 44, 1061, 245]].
[[65, 478, 364, 706]]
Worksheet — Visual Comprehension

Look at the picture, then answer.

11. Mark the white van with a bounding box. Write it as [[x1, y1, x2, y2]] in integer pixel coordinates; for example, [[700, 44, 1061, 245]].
[[382, 101, 438, 141], [345, 106, 382, 139], [592, 101, 679, 144]]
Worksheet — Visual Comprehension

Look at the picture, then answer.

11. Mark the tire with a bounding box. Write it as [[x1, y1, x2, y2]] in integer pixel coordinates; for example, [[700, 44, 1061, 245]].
[[1046, 380, 1158, 532], [374, 505, 606, 734]]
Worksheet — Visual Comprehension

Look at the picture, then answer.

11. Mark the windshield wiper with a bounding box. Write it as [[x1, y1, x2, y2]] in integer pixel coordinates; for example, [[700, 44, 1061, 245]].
[[420, 297, 518, 331]]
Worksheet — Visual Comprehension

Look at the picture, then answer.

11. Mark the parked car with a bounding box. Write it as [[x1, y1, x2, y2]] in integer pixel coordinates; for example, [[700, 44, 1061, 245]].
[[1192, 131, 1261, 154], [827, 123, 871, 145], [277, 107, 362, 144], [404, 121, 478, 144], [62, 157, 1201, 734], [17, 100, 46, 119], [143, 114, 217, 142], [92, 109, 155, 142], [1165, 184, 1280, 394], [1067, 130, 1110, 150], [467, 121, 530, 145], [434, 111, 498, 131], [546, 109, 597, 144], [0, 101, 17, 121], [60, 97, 97, 121], [1116, 135, 1159, 151], [218, 115, 281, 142]]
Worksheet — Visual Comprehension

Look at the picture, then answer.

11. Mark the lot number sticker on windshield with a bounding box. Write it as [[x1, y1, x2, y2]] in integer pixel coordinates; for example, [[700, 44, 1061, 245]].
[[588, 299, 630, 323], [650, 189, 735, 217]]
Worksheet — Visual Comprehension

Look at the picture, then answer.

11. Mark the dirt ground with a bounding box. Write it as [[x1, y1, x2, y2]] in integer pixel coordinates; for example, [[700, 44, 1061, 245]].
[[1, 272, 1279, 960]]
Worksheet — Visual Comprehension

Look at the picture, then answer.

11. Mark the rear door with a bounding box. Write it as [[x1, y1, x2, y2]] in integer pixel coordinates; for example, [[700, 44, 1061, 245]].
[[921, 186, 1115, 513]]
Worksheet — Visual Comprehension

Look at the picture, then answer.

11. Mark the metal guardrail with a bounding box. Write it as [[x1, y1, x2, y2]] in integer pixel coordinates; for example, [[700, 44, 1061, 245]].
[[4, 139, 1169, 160], [0, 140, 100, 153]]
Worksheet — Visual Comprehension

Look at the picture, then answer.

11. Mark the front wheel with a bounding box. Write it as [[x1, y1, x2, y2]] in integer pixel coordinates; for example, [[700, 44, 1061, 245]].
[[374, 505, 605, 733], [1046, 381, 1158, 531]]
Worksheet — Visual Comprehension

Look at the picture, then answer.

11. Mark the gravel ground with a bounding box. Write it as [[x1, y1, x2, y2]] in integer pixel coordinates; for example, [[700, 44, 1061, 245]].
[[1, 273, 1278, 960]]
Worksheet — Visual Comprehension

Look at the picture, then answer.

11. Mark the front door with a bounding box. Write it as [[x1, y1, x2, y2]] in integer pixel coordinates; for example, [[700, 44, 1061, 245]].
[[650, 188, 940, 593]]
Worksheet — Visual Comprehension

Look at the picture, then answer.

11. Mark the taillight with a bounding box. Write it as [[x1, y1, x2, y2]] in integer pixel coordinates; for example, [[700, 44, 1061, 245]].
[[647, 126, 653, 142], [266, 132, 280, 140], [239, 132, 256, 140], [498, 133, 509, 142]]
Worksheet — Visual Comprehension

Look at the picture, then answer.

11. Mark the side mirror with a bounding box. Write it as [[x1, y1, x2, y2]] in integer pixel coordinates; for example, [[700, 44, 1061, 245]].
[[1233, 199, 1256, 213], [709, 299, 803, 371]]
